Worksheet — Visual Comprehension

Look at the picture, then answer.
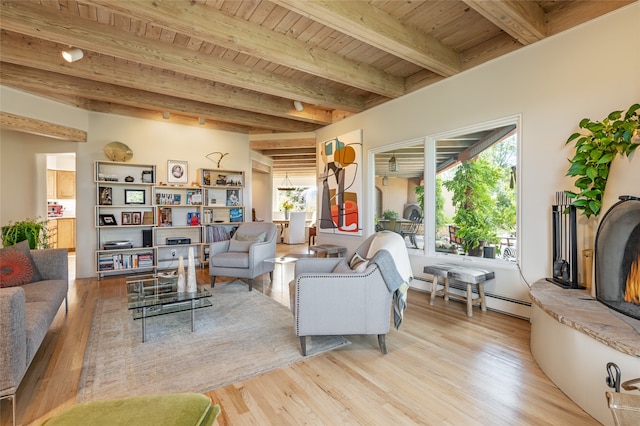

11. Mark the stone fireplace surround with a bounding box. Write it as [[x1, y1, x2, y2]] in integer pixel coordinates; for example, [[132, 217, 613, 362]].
[[530, 281, 640, 425]]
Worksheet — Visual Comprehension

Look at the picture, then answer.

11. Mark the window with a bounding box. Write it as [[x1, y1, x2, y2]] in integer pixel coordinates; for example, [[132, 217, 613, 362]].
[[429, 116, 520, 262], [372, 116, 520, 263]]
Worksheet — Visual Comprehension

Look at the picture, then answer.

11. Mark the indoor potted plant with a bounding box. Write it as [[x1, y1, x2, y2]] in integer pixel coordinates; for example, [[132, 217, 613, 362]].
[[565, 103, 639, 217], [1, 217, 50, 249]]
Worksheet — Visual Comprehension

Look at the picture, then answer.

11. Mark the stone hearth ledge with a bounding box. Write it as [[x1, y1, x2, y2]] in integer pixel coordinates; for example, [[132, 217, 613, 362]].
[[530, 280, 640, 357]]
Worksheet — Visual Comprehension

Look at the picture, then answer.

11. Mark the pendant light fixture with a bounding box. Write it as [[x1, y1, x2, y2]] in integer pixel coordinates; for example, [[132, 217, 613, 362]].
[[277, 172, 295, 191], [382, 175, 389, 186], [388, 153, 398, 172]]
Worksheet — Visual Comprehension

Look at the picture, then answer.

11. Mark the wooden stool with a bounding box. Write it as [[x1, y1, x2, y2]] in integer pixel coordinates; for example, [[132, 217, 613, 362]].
[[423, 263, 495, 317], [309, 244, 347, 258]]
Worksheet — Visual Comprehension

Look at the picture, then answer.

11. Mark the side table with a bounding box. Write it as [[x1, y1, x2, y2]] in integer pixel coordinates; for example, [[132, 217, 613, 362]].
[[309, 244, 347, 258], [423, 263, 495, 317]]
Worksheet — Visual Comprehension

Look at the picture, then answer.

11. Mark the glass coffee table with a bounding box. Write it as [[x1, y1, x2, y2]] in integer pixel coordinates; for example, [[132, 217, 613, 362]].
[[126, 273, 212, 342]]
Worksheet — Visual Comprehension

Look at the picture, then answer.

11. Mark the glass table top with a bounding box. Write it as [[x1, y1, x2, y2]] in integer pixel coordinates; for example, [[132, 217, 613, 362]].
[[126, 273, 212, 319]]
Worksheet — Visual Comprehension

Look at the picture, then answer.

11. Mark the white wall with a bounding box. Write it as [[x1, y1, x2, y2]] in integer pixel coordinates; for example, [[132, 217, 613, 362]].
[[313, 4, 640, 315]]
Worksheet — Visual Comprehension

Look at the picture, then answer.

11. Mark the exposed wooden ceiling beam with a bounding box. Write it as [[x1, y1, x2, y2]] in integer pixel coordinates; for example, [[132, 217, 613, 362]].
[[0, 111, 87, 142], [261, 148, 316, 157], [0, 62, 318, 133], [86, 101, 255, 134], [80, 0, 405, 98], [463, 0, 547, 45], [0, 31, 330, 128], [0, 0, 366, 112], [273, 0, 461, 76], [250, 139, 316, 151]]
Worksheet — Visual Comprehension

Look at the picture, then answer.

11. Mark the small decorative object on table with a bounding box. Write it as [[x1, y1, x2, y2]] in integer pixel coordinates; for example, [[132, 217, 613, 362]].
[[177, 256, 186, 293], [187, 247, 197, 293]]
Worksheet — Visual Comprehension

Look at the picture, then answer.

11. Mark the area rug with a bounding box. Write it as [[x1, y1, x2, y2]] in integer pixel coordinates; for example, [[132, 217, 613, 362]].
[[77, 280, 349, 403]]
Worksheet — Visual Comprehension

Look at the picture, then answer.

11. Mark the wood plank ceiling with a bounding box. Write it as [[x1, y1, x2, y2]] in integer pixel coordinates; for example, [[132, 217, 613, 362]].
[[0, 0, 633, 177]]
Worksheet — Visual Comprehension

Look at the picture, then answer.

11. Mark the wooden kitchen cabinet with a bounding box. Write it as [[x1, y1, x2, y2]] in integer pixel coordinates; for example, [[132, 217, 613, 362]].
[[56, 218, 75, 251], [47, 170, 56, 199], [56, 170, 76, 199]]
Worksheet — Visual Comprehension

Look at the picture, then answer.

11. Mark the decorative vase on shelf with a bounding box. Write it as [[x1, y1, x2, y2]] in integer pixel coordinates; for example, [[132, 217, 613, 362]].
[[187, 247, 197, 293], [177, 255, 186, 293], [285, 209, 290, 220]]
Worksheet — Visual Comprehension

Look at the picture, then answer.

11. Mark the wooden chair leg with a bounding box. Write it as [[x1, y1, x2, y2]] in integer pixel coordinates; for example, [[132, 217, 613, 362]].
[[478, 283, 487, 311], [444, 278, 450, 301], [299, 336, 307, 356], [430, 276, 439, 305], [466, 283, 473, 317], [378, 334, 387, 354]]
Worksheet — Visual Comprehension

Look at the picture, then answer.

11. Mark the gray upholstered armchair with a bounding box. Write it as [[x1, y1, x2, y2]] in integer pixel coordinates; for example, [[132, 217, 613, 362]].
[[290, 231, 412, 355], [209, 222, 277, 291]]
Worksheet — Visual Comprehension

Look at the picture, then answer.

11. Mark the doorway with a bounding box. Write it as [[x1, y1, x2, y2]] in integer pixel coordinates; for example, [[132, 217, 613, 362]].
[[46, 153, 76, 252]]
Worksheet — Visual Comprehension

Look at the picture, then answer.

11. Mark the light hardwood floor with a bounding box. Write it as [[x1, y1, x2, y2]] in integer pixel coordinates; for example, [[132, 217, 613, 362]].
[[1, 245, 599, 425]]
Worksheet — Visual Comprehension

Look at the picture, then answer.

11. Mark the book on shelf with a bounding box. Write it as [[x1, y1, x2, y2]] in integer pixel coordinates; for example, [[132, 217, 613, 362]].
[[229, 207, 243, 222], [156, 193, 181, 205], [142, 211, 154, 225], [98, 251, 154, 271], [159, 207, 172, 226], [188, 212, 201, 226], [206, 225, 230, 242], [186, 190, 202, 205]]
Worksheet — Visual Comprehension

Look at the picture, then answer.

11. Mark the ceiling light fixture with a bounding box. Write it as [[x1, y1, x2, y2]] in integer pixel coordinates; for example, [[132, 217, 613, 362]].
[[277, 172, 295, 191], [198, 117, 206, 125], [293, 100, 304, 112], [382, 175, 389, 186], [61, 47, 84, 63], [162, 111, 171, 119], [388, 153, 398, 172]]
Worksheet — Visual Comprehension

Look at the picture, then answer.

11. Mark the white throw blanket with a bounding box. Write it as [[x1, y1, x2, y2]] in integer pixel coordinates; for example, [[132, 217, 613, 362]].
[[366, 231, 413, 282]]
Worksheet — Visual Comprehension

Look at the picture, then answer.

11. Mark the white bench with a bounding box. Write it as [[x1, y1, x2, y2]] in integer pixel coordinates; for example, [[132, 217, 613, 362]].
[[423, 263, 495, 317]]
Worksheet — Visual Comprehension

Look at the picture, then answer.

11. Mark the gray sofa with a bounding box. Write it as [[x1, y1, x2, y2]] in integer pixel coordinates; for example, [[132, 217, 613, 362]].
[[0, 248, 68, 419]]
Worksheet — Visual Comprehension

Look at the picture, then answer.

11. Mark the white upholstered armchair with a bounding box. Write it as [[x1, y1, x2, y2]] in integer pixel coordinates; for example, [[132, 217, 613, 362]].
[[209, 222, 277, 291], [290, 231, 412, 355]]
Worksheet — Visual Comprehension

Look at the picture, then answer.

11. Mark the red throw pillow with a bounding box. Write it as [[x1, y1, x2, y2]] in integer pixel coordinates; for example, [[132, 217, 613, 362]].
[[0, 240, 43, 287]]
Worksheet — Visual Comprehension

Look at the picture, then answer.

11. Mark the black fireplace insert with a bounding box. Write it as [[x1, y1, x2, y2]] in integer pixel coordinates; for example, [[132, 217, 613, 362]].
[[595, 195, 640, 320]]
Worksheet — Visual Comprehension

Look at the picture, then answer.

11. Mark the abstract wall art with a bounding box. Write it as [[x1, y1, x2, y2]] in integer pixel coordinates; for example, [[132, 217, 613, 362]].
[[318, 129, 363, 236]]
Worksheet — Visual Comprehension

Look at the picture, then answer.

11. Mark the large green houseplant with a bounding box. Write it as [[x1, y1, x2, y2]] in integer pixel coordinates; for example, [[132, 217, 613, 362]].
[[565, 103, 639, 217], [1, 218, 50, 249], [444, 158, 501, 255]]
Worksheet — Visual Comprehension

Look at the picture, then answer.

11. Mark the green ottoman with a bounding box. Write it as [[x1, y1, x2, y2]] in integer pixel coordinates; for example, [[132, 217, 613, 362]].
[[40, 393, 220, 426]]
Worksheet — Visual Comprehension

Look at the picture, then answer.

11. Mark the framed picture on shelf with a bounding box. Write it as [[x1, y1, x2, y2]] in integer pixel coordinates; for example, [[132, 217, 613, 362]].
[[141, 170, 154, 183], [122, 212, 133, 225], [124, 189, 145, 204], [132, 212, 142, 225], [99, 187, 112, 205], [226, 189, 240, 206], [167, 160, 188, 184], [99, 214, 117, 226]]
